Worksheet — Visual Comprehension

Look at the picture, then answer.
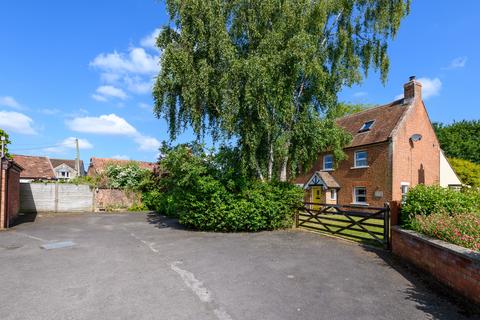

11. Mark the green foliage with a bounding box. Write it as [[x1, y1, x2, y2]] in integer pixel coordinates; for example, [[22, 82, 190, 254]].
[[144, 143, 303, 231], [154, 0, 410, 181], [329, 102, 372, 118], [104, 163, 152, 190], [68, 175, 99, 187], [0, 129, 11, 158], [411, 212, 480, 251], [401, 185, 480, 227], [434, 120, 480, 164], [448, 158, 480, 188]]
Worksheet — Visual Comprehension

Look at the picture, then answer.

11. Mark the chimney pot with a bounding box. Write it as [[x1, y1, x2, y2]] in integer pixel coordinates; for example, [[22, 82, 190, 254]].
[[409, 75, 416, 81]]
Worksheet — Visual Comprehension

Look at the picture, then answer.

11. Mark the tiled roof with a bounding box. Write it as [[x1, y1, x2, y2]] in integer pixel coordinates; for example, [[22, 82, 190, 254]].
[[50, 158, 85, 174], [336, 99, 409, 148], [12, 155, 56, 179], [315, 171, 340, 189], [87, 157, 157, 176]]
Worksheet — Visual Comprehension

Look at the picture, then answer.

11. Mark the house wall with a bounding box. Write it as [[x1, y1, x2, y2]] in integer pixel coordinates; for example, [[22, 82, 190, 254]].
[[439, 151, 462, 187], [391, 100, 440, 201], [307, 142, 391, 207]]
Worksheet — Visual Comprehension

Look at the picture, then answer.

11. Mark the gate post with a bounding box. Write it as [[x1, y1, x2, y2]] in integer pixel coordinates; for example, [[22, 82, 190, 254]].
[[384, 202, 390, 249]]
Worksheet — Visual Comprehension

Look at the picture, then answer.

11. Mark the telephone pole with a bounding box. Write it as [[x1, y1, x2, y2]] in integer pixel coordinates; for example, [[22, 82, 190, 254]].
[[75, 138, 80, 176]]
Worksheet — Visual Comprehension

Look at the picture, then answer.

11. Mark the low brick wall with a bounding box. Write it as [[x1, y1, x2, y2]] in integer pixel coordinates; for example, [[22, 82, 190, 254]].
[[94, 188, 141, 211], [392, 226, 480, 305]]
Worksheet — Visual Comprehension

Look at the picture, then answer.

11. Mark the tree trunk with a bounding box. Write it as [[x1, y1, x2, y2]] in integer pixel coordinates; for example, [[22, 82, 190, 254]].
[[267, 142, 273, 181], [255, 158, 265, 182], [280, 155, 288, 182]]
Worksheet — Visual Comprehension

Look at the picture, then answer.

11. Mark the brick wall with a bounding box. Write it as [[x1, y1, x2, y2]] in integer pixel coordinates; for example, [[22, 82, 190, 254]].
[[94, 188, 141, 211], [306, 142, 391, 207], [392, 226, 480, 305], [391, 99, 440, 201], [0, 160, 22, 229]]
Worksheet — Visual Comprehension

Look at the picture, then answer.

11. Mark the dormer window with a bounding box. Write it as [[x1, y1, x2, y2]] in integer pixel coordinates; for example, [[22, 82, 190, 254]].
[[359, 120, 375, 132]]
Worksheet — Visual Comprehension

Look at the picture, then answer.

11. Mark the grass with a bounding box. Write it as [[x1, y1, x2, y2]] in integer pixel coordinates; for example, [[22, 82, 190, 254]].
[[298, 209, 387, 247]]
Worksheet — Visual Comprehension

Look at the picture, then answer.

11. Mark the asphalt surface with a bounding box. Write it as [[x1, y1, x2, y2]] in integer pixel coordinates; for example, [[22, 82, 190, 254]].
[[0, 212, 477, 320]]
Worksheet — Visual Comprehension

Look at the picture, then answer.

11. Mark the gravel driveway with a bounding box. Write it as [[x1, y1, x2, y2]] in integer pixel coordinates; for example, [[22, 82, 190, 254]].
[[0, 212, 477, 320]]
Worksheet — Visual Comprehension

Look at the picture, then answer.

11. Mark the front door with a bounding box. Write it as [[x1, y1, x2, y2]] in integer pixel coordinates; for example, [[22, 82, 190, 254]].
[[311, 186, 323, 210]]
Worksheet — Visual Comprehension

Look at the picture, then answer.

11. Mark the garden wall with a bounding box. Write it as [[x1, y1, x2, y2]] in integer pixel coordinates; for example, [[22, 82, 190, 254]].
[[392, 226, 480, 305], [94, 188, 141, 212], [20, 183, 94, 212], [19, 183, 141, 213]]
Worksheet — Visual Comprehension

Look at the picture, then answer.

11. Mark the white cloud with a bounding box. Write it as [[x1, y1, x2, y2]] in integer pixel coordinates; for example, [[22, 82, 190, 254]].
[[67, 114, 137, 135], [140, 28, 161, 49], [61, 137, 93, 149], [91, 94, 108, 102], [93, 85, 128, 101], [90, 47, 159, 75], [67, 113, 159, 152], [112, 154, 130, 160], [40, 108, 61, 115], [417, 77, 442, 99], [446, 56, 467, 69], [89, 29, 161, 98], [0, 96, 23, 109], [124, 76, 153, 94], [134, 135, 161, 151], [0, 110, 36, 134], [44, 137, 93, 153]]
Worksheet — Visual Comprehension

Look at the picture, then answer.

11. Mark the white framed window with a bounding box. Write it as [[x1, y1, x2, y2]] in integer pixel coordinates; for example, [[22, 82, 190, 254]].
[[359, 120, 375, 132], [329, 189, 337, 201], [354, 150, 368, 168], [401, 182, 410, 203], [323, 154, 334, 171], [353, 187, 367, 204]]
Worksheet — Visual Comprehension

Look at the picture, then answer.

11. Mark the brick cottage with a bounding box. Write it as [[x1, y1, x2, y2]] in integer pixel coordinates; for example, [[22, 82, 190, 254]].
[[295, 77, 460, 207]]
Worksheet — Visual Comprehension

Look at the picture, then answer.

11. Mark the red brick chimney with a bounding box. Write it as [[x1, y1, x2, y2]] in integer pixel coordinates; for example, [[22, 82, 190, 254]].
[[403, 75, 422, 101]]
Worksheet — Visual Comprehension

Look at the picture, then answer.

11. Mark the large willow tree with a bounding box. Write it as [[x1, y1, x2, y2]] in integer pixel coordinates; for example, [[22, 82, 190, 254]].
[[154, 0, 410, 181]]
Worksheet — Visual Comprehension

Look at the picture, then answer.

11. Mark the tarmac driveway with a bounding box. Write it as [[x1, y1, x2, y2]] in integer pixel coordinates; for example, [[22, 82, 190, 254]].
[[0, 213, 477, 320]]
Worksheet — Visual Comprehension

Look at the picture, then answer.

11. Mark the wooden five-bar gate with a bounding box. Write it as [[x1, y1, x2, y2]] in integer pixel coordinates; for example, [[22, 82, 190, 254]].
[[296, 202, 390, 249]]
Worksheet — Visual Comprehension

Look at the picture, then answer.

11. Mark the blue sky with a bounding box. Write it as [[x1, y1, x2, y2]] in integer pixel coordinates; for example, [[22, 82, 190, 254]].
[[0, 1, 479, 164]]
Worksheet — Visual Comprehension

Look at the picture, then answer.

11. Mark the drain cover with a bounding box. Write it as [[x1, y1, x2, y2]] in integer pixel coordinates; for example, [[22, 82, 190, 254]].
[[41, 241, 76, 250]]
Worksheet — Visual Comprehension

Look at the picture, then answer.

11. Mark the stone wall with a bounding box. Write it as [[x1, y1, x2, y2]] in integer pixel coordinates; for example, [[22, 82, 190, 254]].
[[392, 226, 480, 305]]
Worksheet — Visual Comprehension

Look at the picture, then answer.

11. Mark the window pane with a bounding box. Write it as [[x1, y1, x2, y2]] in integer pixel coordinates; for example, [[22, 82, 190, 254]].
[[324, 155, 333, 170], [355, 151, 368, 167], [355, 187, 366, 203]]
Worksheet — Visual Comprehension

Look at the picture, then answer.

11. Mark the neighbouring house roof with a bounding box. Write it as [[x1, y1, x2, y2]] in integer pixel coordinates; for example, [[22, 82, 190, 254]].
[[12, 155, 56, 180], [50, 158, 85, 174], [336, 99, 409, 148], [303, 171, 340, 189], [87, 157, 157, 176]]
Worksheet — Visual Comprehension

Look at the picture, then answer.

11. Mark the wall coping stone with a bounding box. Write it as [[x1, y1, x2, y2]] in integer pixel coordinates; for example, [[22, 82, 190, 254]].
[[392, 226, 480, 265]]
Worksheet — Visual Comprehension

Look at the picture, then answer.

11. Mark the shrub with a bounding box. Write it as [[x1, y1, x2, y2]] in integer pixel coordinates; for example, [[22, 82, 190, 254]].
[[143, 143, 303, 231], [449, 158, 480, 188], [411, 212, 480, 251], [105, 163, 151, 190], [401, 185, 480, 227]]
